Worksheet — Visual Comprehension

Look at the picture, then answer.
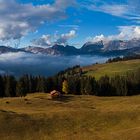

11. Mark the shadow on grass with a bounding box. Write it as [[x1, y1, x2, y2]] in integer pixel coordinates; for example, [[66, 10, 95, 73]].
[[51, 95, 74, 103], [33, 94, 74, 103], [0, 109, 16, 114]]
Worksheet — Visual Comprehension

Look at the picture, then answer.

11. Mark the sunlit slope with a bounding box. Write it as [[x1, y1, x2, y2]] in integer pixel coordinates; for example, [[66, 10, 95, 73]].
[[83, 59, 140, 79], [0, 93, 140, 140]]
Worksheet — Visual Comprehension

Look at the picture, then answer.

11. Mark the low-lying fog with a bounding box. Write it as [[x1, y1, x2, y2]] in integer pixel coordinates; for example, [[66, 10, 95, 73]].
[[0, 52, 108, 76]]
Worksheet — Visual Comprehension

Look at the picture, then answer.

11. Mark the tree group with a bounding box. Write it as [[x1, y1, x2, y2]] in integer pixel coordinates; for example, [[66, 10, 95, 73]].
[[0, 67, 140, 97]]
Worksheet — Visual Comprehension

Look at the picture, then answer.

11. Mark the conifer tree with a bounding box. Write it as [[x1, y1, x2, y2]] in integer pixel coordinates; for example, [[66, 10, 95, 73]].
[[16, 77, 27, 97], [0, 76, 4, 97], [5, 75, 16, 97], [36, 76, 47, 93], [46, 77, 53, 92], [98, 75, 111, 96], [84, 77, 92, 95]]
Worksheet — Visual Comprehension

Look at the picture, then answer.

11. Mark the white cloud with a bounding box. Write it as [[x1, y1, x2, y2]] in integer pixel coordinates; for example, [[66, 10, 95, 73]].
[[33, 30, 76, 47], [89, 4, 128, 18], [87, 34, 106, 42], [0, 0, 76, 40], [54, 0, 76, 9], [87, 26, 140, 43], [58, 24, 79, 30], [55, 30, 76, 45], [117, 26, 140, 40], [83, 0, 140, 22], [32, 35, 52, 47]]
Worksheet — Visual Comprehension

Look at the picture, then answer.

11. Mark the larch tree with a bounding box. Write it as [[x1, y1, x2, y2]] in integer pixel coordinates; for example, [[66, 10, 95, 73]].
[[62, 79, 69, 94]]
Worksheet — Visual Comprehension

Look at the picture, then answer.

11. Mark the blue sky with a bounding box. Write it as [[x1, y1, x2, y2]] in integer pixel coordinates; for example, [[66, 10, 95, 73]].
[[0, 0, 140, 48]]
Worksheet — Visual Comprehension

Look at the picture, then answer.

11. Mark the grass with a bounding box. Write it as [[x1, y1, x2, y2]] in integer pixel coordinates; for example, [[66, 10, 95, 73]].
[[82, 59, 140, 79], [0, 93, 140, 140]]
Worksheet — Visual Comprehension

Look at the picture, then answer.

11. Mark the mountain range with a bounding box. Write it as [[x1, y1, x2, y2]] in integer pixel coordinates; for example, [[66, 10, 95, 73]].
[[1, 38, 140, 56]]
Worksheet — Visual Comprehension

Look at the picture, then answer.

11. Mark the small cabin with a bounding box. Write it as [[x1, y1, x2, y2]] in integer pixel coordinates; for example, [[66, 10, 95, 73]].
[[50, 90, 61, 98]]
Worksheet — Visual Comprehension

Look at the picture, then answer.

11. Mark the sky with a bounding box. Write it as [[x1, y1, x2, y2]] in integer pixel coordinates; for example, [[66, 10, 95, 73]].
[[0, 0, 140, 48]]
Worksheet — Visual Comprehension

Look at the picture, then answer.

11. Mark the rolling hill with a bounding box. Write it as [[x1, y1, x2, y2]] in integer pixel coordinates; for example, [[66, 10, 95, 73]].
[[82, 59, 140, 79], [0, 93, 140, 140]]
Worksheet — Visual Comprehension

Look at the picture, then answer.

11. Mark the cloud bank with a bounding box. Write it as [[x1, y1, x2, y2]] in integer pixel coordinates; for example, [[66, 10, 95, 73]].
[[87, 26, 140, 43], [0, 52, 107, 76]]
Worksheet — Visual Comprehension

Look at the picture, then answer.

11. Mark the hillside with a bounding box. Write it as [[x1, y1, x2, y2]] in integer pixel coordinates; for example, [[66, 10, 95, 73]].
[[83, 59, 140, 79], [0, 93, 140, 140]]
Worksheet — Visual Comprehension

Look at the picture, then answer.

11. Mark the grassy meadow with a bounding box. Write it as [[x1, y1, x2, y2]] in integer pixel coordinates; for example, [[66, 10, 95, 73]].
[[0, 93, 140, 140], [82, 59, 140, 79]]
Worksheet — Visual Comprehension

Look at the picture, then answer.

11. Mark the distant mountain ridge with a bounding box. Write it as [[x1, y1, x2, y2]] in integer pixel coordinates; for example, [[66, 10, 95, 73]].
[[21, 44, 79, 55], [103, 38, 140, 51], [1, 38, 140, 56], [0, 46, 19, 54]]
